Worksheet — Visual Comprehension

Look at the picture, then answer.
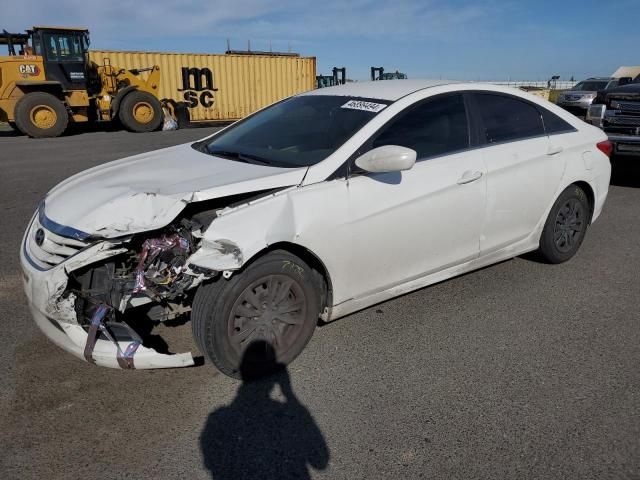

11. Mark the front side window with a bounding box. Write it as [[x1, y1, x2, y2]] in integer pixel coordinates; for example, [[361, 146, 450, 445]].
[[473, 93, 544, 144], [372, 94, 469, 159], [198, 95, 389, 168]]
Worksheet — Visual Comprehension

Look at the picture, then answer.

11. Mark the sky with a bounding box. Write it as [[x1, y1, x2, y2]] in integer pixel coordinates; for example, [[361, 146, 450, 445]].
[[3, 0, 640, 81]]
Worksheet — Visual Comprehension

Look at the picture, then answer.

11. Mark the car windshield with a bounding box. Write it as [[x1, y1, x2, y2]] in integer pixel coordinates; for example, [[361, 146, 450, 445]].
[[572, 81, 609, 91], [195, 95, 390, 168]]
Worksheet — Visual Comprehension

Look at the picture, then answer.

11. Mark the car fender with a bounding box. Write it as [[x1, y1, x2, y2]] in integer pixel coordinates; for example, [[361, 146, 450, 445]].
[[537, 174, 599, 237], [187, 181, 350, 305], [560, 136, 610, 221]]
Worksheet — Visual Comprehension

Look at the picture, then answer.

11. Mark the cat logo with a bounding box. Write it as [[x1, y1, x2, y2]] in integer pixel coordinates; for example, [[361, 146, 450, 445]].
[[19, 64, 40, 76]]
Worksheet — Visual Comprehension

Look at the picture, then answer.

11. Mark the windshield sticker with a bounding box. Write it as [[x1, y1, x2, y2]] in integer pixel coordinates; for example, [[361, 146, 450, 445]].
[[341, 100, 387, 113]]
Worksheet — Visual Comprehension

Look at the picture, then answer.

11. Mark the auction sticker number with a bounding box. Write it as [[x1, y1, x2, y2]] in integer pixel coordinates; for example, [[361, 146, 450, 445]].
[[341, 100, 387, 113]]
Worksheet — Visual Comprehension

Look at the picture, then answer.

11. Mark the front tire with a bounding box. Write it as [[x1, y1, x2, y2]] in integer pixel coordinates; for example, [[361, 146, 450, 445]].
[[192, 251, 322, 379], [538, 185, 590, 264], [14, 92, 68, 138], [118, 90, 163, 133]]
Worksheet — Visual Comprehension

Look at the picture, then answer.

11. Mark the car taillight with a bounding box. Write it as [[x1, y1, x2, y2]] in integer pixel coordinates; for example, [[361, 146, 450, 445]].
[[596, 140, 613, 158]]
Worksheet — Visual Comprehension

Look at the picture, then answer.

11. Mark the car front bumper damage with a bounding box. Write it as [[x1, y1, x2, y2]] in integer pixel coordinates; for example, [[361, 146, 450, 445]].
[[20, 222, 196, 370]]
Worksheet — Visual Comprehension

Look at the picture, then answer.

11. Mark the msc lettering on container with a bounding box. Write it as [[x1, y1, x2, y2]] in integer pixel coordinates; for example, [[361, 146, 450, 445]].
[[179, 67, 218, 109]]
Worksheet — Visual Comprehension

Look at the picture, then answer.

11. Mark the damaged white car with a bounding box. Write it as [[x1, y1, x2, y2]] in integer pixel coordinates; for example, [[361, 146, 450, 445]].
[[21, 80, 612, 378]]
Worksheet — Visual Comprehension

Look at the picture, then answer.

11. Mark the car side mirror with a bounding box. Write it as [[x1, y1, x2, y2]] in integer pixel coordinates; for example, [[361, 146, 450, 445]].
[[354, 145, 416, 173]]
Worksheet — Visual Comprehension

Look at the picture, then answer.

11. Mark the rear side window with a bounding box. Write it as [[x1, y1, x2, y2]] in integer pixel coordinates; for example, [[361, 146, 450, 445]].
[[473, 93, 545, 144], [539, 107, 576, 135], [372, 94, 469, 159]]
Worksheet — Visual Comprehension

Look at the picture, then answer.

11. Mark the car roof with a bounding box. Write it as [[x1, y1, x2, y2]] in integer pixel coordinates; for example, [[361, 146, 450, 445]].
[[302, 79, 459, 101]]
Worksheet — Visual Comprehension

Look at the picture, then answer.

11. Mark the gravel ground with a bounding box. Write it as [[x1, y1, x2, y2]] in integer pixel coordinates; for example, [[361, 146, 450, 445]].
[[0, 127, 638, 479]]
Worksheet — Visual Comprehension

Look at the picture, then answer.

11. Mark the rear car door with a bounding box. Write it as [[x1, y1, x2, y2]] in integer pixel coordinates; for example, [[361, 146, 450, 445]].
[[345, 93, 487, 299], [469, 92, 565, 255]]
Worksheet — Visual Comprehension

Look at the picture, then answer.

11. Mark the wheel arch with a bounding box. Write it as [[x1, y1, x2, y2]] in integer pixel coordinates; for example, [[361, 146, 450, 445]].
[[110, 86, 138, 117], [544, 179, 597, 227], [14, 81, 64, 98], [572, 180, 596, 223], [242, 241, 334, 314], [536, 179, 595, 264], [534, 178, 598, 251], [13, 90, 69, 138], [8, 84, 66, 118]]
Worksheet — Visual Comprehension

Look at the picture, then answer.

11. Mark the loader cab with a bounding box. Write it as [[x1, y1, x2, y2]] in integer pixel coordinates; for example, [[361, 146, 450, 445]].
[[29, 27, 90, 90]]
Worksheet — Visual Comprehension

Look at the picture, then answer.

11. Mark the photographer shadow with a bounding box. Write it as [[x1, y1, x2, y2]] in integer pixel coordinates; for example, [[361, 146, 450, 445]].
[[200, 342, 329, 480]]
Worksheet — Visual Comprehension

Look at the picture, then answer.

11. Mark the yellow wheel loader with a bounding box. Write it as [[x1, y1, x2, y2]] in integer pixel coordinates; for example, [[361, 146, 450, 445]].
[[0, 26, 163, 138]]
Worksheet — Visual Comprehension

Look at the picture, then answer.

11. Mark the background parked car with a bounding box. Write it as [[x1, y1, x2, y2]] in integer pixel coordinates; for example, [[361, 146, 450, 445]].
[[557, 77, 620, 116], [587, 77, 640, 155]]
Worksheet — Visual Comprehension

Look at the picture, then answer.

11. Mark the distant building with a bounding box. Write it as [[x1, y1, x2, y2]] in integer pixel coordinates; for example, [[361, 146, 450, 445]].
[[611, 66, 640, 79]]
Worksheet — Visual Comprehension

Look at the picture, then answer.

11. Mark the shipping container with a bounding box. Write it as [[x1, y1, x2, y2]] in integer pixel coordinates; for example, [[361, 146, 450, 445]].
[[89, 50, 316, 122]]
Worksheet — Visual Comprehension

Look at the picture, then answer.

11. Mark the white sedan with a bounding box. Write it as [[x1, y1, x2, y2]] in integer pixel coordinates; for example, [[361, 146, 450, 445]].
[[20, 80, 612, 378]]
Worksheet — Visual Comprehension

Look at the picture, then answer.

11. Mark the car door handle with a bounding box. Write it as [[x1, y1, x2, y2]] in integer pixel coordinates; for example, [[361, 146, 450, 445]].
[[457, 170, 483, 185], [547, 145, 564, 155]]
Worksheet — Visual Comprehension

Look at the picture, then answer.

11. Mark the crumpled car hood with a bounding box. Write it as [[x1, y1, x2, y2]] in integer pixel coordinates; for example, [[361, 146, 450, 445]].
[[44, 142, 308, 238]]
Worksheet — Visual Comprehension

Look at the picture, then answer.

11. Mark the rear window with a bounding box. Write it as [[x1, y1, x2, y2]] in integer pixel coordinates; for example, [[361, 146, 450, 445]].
[[539, 108, 576, 135], [473, 93, 545, 144]]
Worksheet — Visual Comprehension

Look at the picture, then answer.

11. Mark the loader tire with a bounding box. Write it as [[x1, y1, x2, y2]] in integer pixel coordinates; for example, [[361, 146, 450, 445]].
[[14, 92, 68, 138], [119, 91, 163, 133]]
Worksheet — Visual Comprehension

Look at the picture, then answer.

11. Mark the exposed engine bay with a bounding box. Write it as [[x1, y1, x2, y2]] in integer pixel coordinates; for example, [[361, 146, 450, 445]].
[[56, 191, 273, 368], [70, 219, 200, 321]]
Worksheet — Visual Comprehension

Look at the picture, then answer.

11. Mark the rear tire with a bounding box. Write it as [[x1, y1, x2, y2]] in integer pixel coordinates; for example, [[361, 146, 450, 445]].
[[8, 121, 17, 131], [538, 185, 590, 264], [118, 90, 163, 133], [14, 92, 68, 138], [192, 250, 322, 379]]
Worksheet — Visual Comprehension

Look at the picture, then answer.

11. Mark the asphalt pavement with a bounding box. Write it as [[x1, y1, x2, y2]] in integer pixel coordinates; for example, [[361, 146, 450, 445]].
[[0, 125, 638, 479]]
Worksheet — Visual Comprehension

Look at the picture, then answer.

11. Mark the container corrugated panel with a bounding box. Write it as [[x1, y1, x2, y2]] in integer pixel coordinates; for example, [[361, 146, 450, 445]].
[[89, 50, 316, 122]]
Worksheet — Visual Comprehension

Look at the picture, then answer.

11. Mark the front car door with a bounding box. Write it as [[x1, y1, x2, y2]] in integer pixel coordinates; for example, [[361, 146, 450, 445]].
[[345, 93, 487, 300], [468, 92, 566, 255]]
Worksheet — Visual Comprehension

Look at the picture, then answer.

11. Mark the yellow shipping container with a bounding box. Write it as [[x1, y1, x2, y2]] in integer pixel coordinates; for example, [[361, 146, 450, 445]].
[[89, 50, 316, 122]]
